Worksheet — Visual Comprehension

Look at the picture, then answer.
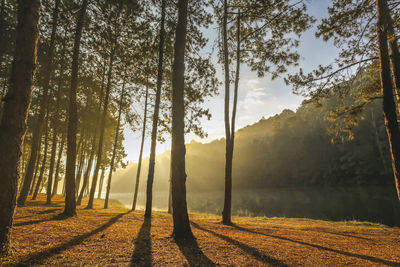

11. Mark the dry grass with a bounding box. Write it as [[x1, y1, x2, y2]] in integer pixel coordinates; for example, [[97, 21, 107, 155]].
[[1, 194, 400, 266]]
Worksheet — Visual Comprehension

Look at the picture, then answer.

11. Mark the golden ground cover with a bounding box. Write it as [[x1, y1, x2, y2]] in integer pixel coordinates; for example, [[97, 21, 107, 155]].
[[1, 194, 400, 266]]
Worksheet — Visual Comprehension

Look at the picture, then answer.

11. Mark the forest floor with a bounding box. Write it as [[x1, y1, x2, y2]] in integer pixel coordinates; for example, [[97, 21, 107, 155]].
[[1, 194, 400, 266]]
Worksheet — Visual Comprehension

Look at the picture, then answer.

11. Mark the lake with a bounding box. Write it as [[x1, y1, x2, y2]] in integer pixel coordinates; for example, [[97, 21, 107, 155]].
[[109, 186, 400, 226]]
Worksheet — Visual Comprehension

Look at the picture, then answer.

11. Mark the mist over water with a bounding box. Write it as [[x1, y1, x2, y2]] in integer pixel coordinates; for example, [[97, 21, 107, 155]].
[[110, 186, 400, 227]]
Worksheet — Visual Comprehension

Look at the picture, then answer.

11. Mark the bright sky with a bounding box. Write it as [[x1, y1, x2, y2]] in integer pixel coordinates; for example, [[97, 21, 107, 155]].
[[122, 0, 337, 163]]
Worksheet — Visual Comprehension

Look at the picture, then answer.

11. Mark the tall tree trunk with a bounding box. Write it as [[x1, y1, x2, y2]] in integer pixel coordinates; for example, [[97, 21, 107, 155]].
[[0, 0, 40, 254], [105, 81, 125, 209], [168, 161, 172, 214], [64, 0, 88, 217], [171, 0, 192, 239], [75, 132, 87, 196], [145, 0, 166, 217], [385, 4, 400, 104], [97, 167, 105, 199], [86, 42, 117, 209], [52, 132, 65, 196], [18, 0, 59, 206], [29, 139, 42, 195], [376, 0, 400, 200], [47, 28, 67, 203], [222, 0, 232, 225], [32, 116, 49, 200], [77, 63, 106, 205], [132, 80, 149, 211], [0, 0, 5, 70], [223, 10, 241, 225]]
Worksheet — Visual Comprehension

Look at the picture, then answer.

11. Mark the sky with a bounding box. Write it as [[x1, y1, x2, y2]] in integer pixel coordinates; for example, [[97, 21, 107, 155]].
[[122, 0, 338, 163]]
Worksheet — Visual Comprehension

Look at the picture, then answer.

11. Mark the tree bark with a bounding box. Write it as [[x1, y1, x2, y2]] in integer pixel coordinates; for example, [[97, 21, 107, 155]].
[[52, 132, 65, 196], [64, 0, 88, 216], [18, 0, 59, 206], [171, 0, 192, 239], [0, 0, 40, 254], [376, 0, 400, 200], [145, 0, 166, 217], [132, 77, 149, 211], [105, 83, 125, 209], [86, 42, 117, 209]]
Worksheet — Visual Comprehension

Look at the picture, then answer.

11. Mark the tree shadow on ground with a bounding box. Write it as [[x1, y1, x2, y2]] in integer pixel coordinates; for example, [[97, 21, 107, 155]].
[[36, 208, 62, 215], [17, 211, 129, 265], [231, 224, 400, 266], [190, 222, 287, 266], [299, 228, 371, 241], [175, 234, 215, 266], [130, 217, 152, 266], [13, 212, 70, 227]]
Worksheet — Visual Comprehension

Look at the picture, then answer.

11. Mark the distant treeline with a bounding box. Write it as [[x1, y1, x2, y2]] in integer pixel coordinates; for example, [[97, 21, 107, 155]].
[[112, 97, 392, 193]]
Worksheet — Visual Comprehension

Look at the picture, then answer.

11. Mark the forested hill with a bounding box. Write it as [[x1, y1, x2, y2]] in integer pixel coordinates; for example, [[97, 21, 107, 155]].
[[111, 99, 393, 193]]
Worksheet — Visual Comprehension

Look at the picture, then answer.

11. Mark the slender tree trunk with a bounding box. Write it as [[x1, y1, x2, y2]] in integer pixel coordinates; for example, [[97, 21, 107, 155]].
[[97, 167, 105, 199], [223, 11, 241, 224], [168, 161, 172, 214], [64, 0, 88, 216], [18, 0, 59, 207], [0, 0, 5, 70], [32, 116, 50, 200], [52, 132, 65, 196], [222, 0, 232, 225], [376, 0, 400, 200], [29, 140, 42, 195], [77, 63, 106, 205], [385, 4, 400, 104], [0, 0, 40, 254], [86, 42, 117, 210], [171, 0, 192, 239], [75, 133, 87, 196], [371, 108, 389, 171], [132, 80, 149, 211], [47, 31, 67, 203], [105, 82, 125, 209], [145, 0, 166, 217]]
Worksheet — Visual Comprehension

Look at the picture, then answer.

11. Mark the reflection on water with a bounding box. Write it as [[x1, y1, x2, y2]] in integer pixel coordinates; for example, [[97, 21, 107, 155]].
[[110, 186, 400, 226]]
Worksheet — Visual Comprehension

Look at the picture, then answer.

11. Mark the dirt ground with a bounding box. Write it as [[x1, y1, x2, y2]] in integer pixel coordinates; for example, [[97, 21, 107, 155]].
[[1, 194, 400, 266]]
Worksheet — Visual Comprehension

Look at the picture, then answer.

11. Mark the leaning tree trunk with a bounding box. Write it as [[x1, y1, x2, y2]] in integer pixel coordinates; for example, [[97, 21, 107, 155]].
[[64, 0, 88, 217], [0, 0, 40, 254], [32, 116, 50, 200], [132, 78, 149, 211], [52, 132, 65, 196], [222, 0, 232, 225], [376, 0, 400, 200], [145, 0, 166, 217], [171, 0, 192, 239], [105, 83, 125, 209], [18, 0, 59, 207], [86, 42, 116, 210]]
